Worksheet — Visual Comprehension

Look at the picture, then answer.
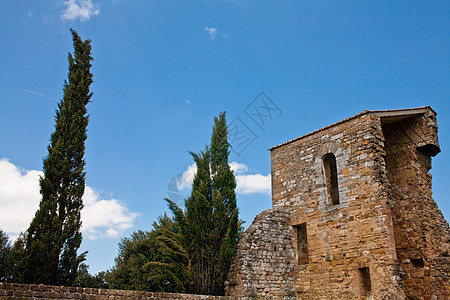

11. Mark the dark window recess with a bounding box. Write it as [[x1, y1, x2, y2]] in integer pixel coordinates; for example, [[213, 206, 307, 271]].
[[418, 144, 441, 157], [294, 223, 308, 264], [323, 153, 340, 205], [359, 267, 372, 294], [411, 258, 424, 268]]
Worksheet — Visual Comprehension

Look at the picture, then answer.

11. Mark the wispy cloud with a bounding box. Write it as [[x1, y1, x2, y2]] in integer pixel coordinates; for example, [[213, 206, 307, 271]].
[[205, 26, 218, 41], [24, 89, 57, 101], [0, 158, 137, 240], [61, 0, 100, 22], [177, 161, 271, 195]]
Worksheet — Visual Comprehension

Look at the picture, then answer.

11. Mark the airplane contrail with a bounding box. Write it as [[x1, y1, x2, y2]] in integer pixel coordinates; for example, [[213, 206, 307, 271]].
[[24, 89, 57, 101]]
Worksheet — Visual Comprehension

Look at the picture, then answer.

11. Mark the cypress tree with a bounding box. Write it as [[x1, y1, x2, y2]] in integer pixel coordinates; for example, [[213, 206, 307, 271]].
[[167, 111, 239, 295], [22, 29, 93, 285], [210, 112, 239, 295]]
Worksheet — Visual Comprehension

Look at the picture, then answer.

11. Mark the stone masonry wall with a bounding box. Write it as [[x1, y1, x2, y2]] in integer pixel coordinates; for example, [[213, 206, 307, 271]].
[[227, 107, 450, 299], [0, 282, 231, 300], [382, 113, 450, 299], [268, 113, 405, 299], [226, 207, 295, 299]]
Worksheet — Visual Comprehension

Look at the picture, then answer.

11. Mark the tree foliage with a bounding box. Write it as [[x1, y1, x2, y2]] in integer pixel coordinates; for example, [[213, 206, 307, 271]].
[[0, 230, 12, 282], [0, 231, 27, 283], [21, 28, 93, 285], [107, 213, 190, 293], [74, 263, 108, 288], [167, 111, 239, 295]]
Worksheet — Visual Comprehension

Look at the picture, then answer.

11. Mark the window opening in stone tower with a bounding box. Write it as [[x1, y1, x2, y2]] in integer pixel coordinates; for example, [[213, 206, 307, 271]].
[[294, 223, 308, 264], [323, 153, 340, 205], [411, 258, 424, 268], [358, 267, 372, 294]]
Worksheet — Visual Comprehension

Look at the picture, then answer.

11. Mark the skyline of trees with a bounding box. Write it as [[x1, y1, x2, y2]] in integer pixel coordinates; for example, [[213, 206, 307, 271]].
[[0, 31, 240, 294]]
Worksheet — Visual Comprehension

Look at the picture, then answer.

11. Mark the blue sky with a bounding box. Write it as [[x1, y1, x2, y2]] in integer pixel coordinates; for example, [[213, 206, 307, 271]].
[[1, 0, 449, 274]]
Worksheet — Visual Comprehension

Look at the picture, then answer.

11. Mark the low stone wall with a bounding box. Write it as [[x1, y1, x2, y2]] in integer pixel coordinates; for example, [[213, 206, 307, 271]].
[[0, 283, 231, 299]]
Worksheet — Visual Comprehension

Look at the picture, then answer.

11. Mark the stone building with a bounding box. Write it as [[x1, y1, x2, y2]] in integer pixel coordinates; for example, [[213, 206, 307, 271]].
[[226, 107, 450, 299]]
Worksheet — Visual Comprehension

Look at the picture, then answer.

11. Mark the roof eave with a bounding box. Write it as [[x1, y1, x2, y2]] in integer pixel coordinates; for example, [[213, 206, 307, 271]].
[[269, 106, 435, 151]]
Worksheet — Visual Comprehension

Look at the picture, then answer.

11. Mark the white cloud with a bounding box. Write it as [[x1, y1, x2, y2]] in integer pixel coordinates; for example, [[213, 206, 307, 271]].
[[0, 159, 41, 235], [82, 187, 138, 240], [177, 163, 197, 190], [176, 161, 270, 195], [235, 173, 271, 195], [205, 26, 218, 41], [0, 158, 137, 240], [229, 161, 248, 174], [61, 0, 100, 22]]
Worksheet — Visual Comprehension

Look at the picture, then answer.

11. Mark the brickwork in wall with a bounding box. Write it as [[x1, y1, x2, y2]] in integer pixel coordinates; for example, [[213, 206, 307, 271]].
[[270, 113, 404, 299], [225, 207, 295, 299], [226, 107, 450, 299], [382, 112, 450, 298], [0, 282, 231, 300]]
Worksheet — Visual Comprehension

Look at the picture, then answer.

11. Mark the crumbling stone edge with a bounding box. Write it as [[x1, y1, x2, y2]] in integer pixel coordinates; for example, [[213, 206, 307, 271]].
[[0, 282, 238, 300]]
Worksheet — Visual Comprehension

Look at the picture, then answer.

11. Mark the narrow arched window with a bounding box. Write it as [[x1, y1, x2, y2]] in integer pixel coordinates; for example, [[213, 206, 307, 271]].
[[323, 153, 340, 205]]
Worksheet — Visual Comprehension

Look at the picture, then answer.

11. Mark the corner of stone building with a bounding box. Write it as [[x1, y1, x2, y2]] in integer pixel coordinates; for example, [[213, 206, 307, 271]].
[[377, 107, 450, 298]]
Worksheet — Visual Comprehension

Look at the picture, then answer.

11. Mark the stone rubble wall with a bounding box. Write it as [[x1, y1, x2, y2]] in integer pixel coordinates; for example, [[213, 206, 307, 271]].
[[382, 113, 450, 299], [0, 283, 233, 300], [268, 113, 405, 299], [399, 257, 450, 299], [429, 257, 450, 297], [228, 108, 450, 299], [225, 207, 295, 299]]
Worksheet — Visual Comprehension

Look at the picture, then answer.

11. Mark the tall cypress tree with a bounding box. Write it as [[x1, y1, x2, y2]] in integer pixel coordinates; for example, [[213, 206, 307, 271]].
[[210, 112, 239, 295], [167, 111, 239, 295], [22, 29, 93, 285]]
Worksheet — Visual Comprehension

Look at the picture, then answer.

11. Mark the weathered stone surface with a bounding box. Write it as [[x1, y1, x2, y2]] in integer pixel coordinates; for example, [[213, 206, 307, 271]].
[[227, 107, 450, 299], [226, 206, 295, 298], [0, 282, 231, 299]]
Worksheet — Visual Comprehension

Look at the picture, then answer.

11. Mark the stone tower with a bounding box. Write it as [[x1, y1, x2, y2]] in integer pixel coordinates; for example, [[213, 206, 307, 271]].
[[226, 107, 450, 299]]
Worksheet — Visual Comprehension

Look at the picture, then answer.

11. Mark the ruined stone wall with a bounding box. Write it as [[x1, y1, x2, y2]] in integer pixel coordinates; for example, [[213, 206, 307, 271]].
[[225, 113, 407, 299], [382, 113, 450, 299], [227, 107, 450, 299], [226, 207, 295, 299], [269, 113, 405, 299], [0, 282, 231, 299], [398, 257, 450, 299]]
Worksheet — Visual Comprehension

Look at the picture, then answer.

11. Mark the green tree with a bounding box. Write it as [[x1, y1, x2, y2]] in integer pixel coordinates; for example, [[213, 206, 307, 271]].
[[21, 29, 93, 285], [0, 231, 27, 283], [0, 230, 12, 282], [210, 112, 239, 294], [107, 213, 189, 292], [167, 111, 239, 295], [74, 263, 108, 288]]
